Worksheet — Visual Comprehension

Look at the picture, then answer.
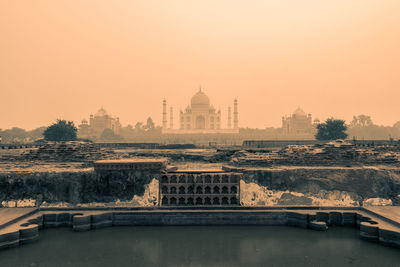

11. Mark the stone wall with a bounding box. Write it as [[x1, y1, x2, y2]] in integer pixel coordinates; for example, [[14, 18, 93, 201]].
[[233, 140, 400, 166], [2, 209, 399, 250], [243, 167, 400, 203], [2, 165, 400, 206], [0, 170, 157, 205]]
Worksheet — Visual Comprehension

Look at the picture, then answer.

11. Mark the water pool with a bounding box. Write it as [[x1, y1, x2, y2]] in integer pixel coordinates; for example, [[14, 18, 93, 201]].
[[0, 226, 399, 267]]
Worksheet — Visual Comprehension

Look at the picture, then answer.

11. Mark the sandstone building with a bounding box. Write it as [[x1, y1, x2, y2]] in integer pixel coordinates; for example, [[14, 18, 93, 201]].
[[282, 107, 316, 135], [78, 108, 121, 139]]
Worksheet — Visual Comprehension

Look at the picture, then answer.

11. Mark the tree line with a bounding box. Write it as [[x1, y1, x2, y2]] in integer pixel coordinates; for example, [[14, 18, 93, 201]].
[[1, 115, 399, 143]]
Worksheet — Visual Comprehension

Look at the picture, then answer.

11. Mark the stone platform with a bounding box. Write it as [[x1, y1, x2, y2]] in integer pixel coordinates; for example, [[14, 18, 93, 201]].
[[363, 206, 400, 227], [0, 208, 37, 230], [0, 207, 400, 250]]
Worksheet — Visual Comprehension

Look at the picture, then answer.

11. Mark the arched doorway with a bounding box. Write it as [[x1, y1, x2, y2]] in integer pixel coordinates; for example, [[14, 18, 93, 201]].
[[195, 115, 205, 129]]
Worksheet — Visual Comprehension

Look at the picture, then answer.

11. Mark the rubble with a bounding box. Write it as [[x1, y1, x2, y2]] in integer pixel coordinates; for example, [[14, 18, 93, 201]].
[[363, 198, 393, 206], [18, 141, 116, 162], [239, 180, 360, 206], [232, 140, 400, 166]]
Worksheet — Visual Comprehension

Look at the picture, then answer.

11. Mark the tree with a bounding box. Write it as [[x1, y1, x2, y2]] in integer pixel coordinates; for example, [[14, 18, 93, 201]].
[[134, 122, 144, 132], [349, 115, 373, 128], [27, 126, 47, 141], [315, 118, 348, 141], [43, 120, 77, 141], [0, 127, 27, 143], [145, 117, 155, 130]]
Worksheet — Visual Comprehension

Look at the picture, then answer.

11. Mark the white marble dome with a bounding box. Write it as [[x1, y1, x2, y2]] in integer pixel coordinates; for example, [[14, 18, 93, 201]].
[[95, 108, 108, 117], [191, 89, 210, 108], [293, 107, 307, 116]]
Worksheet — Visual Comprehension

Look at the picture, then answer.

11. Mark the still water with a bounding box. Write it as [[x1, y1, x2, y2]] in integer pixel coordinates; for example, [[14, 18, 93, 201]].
[[0, 226, 399, 267]]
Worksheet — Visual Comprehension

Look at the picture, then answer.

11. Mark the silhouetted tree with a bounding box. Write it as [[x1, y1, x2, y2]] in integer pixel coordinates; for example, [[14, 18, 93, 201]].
[[43, 120, 77, 141], [27, 126, 47, 141], [134, 122, 143, 131], [0, 127, 27, 143], [349, 115, 373, 128], [145, 117, 155, 130], [315, 118, 348, 141]]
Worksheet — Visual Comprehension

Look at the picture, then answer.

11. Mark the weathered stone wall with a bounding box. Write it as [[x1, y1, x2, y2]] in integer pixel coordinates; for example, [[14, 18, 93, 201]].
[[0, 170, 157, 205], [2, 166, 400, 206], [243, 167, 400, 202]]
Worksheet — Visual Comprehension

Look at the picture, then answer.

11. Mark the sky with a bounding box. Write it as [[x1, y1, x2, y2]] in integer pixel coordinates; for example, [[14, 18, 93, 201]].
[[1, 0, 399, 130]]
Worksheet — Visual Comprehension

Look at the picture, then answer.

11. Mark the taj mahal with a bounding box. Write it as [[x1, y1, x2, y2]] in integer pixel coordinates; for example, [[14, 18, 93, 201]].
[[162, 88, 239, 134]]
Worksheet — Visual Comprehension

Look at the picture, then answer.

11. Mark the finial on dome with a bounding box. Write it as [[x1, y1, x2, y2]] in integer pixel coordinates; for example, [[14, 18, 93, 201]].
[[199, 85, 202, 92]]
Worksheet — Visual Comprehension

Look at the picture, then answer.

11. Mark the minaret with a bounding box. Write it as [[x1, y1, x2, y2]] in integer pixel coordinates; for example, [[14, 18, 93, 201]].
[[227, 106, 232, 129], [217, 109, 221, 129], [170, 107, 173, 129], [162, 99, 167, 130], [233, 99, 238, 129], [180, 110, 184, 129]]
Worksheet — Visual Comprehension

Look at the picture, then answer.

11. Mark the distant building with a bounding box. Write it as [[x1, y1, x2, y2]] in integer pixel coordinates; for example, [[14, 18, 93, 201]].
[[282, 107, 315, 135], [78, 108, 121, 139], [162, 88, 239, 134]]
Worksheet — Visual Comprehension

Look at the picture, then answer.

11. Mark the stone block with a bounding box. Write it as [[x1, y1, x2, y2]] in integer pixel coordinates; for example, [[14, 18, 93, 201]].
[[72, 215, 91, 232], [342, 212, 357, 226], [19, 224, 39, 244], [0, 230, 20, 250], [329, 212, 343, 226], [91, 213, 113, 229], [286, 212, 308, 228], [360, 221, 379, 242], [309, 221, 327, 231], [43, 213, 58, 227], [378, 229, 400, 249], [27, 215, 43, 230], [316, 212, 329, 222]]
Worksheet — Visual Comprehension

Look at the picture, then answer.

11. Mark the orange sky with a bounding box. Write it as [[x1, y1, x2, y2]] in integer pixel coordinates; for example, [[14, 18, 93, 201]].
[[1, 0, 399, 130]]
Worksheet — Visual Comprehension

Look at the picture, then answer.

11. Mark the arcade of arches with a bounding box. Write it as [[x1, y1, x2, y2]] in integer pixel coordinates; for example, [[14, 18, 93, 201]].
[[160, 172, 241, 206]]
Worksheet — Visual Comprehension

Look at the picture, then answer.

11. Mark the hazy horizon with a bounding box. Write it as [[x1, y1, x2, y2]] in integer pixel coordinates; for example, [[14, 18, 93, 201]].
[[1, 1, 399, 130]]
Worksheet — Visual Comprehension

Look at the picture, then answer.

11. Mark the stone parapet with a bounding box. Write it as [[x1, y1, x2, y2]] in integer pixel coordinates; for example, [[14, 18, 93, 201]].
[[94, 159, 168, 172]]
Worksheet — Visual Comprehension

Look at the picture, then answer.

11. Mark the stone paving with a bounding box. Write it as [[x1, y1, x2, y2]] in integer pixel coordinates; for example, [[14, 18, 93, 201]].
[[0, 208, 37, 230]]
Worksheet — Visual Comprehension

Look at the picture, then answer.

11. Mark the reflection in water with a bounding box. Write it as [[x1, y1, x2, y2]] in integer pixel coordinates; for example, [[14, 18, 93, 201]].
[[0, 226, 399, 267]]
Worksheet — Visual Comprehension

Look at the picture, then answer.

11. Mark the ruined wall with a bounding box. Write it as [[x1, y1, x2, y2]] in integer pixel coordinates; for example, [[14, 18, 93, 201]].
[[0, 170, 156, 206], [2, 166, 400, 207], [242, 167, 400, 202]]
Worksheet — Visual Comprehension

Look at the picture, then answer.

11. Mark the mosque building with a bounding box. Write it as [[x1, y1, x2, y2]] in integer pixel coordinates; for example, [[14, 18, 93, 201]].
[[78, 108, 121, 139], [162, 88, 239, 134], [281, 107, 316, 135]]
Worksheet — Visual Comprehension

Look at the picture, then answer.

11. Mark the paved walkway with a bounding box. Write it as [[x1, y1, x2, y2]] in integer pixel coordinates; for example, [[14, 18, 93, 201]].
[[363, 206, 400, 227], [0, 208, 38, 230]]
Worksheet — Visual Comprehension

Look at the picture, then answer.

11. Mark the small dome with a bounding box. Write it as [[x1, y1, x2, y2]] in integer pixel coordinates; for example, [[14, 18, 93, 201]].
[[95, 108, 108, 117], [293, 107, 306, 116], [191, 89, 210, 108]]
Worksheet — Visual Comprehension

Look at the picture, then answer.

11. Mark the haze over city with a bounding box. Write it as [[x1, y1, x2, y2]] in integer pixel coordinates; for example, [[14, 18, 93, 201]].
[[1, 0, 399, 130], [2, 1, 400, 263]]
